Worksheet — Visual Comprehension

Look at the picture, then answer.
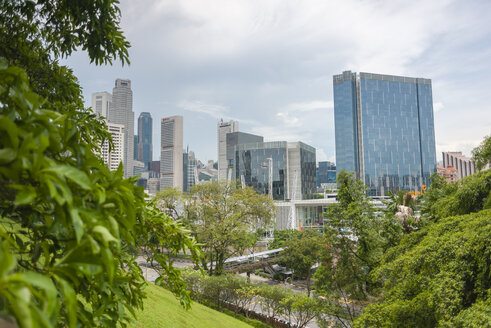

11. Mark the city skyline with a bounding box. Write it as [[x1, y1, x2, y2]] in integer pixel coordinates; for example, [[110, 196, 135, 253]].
[[65, 0, 491, 163]]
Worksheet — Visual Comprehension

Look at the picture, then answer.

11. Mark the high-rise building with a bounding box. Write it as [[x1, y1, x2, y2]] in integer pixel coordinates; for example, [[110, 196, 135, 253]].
[[91, 92, 112, 118], [229, 139, 316, 200], [138, 112, 153, 169], [317, 161, 336, 187], [134, 135, 138, 161], [100, 122, 125, 171], [333, 71, 436, 196], [442, 151, 477, 180], [183, 150, 197, 192], [226, 131, 264, 181], [218, 119, 239, 180], [160, 116, 183, 191], [109, 78, 134, 178]]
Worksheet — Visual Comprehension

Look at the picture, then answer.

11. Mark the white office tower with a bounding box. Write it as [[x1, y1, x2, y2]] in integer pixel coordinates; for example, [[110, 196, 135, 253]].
[[109, 79, 134, 177], [217, 119, 239, 180], [91, 92, 112, 118], [100, 122, 125, 171], [160, 116, 183, 191]]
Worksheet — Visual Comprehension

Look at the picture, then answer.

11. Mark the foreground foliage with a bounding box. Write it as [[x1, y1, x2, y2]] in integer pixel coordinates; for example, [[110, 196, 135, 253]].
[[0, 1, 201, 326], [0, 58, 201, 327]]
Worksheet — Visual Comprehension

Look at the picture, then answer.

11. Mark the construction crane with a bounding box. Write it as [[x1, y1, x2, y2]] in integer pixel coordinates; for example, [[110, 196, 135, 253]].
[[288, 169, 298, 230]]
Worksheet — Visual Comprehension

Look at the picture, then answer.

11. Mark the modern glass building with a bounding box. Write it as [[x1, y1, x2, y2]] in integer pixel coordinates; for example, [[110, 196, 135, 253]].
[[316, 161, 336, 187], [333, 71, 436, 196], [230, 141, 316, 200], [138, 112, 153, 169]]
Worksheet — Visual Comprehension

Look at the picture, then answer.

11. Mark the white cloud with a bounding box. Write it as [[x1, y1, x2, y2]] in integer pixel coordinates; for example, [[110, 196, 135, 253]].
[[285, 100, 333, 112], [66, 0, 491, 163], [316, 149, 328, 163], [178, 100, 228, 117], [433, 102, 445, 113]]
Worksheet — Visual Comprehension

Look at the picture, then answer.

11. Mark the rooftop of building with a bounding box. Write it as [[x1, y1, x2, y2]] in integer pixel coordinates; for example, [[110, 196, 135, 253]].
[[333, 70, 431, 85]]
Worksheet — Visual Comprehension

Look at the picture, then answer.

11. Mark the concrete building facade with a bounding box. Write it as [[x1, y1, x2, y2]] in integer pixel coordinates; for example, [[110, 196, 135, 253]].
[[100, 122, 125, 171], [442, 152, 476, 180], [217, 119, 239, 180], [109, 79, 134, 177], [160, 116, 183, 191], [91, 92, 112, 119]]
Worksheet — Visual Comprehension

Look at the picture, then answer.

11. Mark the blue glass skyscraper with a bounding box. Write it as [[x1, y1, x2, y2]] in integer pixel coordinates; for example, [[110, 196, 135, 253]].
[[137, 112, 152, 169], [333, 71, 436, 196]]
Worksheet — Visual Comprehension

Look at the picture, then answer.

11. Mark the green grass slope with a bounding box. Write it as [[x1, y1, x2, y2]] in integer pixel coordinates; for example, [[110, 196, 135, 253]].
[[133, 283, 253, 328]]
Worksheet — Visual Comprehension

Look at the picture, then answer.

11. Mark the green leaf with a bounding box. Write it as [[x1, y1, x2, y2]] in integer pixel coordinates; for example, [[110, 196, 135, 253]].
[[70, 209, 84, 243], [43, 165, 91, 190], [92, 225, 117, 246], [55, 276, 77, 328], [14, 187, 37, 205], [0, 115, 19, 149], [22, 272, 57, 316], [0, 148, 16, 164]]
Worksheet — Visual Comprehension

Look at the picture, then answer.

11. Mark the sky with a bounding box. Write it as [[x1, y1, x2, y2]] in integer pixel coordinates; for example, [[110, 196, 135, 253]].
[[65, 0, 491, 164]]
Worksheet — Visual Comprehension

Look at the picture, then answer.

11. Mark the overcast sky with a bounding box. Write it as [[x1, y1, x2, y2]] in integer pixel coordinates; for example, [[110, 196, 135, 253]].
[[65, 0, 491, 164]]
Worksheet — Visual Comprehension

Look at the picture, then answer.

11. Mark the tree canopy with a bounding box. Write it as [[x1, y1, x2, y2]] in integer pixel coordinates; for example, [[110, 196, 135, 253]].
[[354, 209, 491, 328], [185, 181, 275, 275], [472, 135, 491, 171], [280, 229, 324, 296]]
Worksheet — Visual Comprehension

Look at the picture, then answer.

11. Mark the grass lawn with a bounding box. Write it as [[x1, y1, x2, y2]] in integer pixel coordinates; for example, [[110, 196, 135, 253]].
[[132, 283, 253, 328]]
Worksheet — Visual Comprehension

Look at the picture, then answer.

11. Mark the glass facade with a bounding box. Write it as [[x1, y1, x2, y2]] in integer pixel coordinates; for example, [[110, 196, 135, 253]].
[[300, 145, 317, 197], [234, 142, 287, 200], [316, 161, 336, 187], [232, 141, 317, 200], [334, 71, 436, 196], [138, 112, 152, 169]]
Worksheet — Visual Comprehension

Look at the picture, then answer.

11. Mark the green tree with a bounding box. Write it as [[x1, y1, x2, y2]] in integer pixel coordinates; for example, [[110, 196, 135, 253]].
[[269, 229, 300, 249], [472, 135, 491, 170], [0, 1, 201, 327], [288, 294, 322, 328], [185, 181, 275, 275], [354, 209, 491, 328], [280, 229, 324, 296], [255, 284, 289, 319], [422, 170, 491, 221], [314, 171, 383, 324]]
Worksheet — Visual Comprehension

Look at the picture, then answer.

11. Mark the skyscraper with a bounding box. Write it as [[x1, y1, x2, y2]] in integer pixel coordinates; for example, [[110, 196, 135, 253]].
[[333, 71, 436, 196], [109, 79, 134, 178], [91, 92, 112, 118], [137, 112, 153, 169], [217, 119, 239, 180], [100, 122, 125, 171], [228, 137, 316, 200], [160, 116, 183, 191], [183, 150, 197, 192]]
